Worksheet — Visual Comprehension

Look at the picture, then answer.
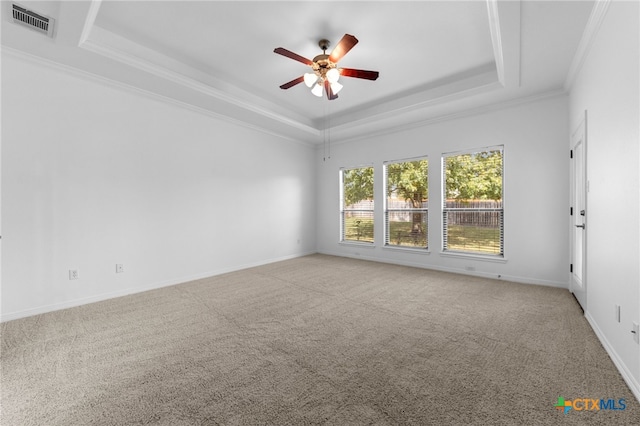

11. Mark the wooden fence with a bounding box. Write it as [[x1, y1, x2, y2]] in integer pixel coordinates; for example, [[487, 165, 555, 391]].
[[344, 200, 503, 228], [444, 200, 502, 228]]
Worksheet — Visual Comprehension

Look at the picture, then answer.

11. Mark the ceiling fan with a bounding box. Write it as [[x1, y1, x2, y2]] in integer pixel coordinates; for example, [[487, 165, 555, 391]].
[[274, 34, 379, 100]]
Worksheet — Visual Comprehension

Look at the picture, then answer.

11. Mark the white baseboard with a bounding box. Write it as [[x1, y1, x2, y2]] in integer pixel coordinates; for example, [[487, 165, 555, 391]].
[[5, 249, 638, 407], [1, 251, 316, 323], [317, 249, 568, 288], [585, 312, 640, 404]]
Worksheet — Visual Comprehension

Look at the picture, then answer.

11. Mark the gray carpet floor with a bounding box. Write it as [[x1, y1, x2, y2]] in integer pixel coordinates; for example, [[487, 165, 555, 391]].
[[1, 254, 639, 425]]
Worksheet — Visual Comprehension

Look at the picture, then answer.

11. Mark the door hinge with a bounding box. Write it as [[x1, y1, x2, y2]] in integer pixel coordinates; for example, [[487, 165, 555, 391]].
[[570, 207, 573, 216], [570, 263, 573, 273], [570, 150, 573, 159]]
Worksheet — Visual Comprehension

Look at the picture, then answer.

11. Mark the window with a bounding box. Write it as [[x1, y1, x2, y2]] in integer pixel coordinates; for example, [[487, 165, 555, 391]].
[[442, 147, 503, 256], [384, 158, 428, 249], [340, 166, 374, 243]]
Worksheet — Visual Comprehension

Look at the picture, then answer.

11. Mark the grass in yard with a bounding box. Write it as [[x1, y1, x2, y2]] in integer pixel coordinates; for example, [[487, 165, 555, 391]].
[[446, 224, 501, 254], [344, 219, 500, 255], [343, 217, 374, 242], [387, 221, 427, 248]]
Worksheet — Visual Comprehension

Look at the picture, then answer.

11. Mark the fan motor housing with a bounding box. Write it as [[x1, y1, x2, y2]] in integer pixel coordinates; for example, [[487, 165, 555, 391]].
[[311, 54, 336, 76]]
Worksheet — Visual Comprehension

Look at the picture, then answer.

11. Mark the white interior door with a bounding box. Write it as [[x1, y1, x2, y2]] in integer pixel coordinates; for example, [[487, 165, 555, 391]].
[[570, 112, 587, 310]]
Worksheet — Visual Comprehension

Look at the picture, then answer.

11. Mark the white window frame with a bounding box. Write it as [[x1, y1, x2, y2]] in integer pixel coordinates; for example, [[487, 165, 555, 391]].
[[442, 146, 504, 257], [383, 157, 429, 250], [340, 166, 375, 244]]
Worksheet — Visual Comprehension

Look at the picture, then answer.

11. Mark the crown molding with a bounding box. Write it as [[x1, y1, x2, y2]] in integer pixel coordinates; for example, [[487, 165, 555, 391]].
[[23, 1, 524, 148], [1, 46, 317, 148], [564, 0, 612, 91], [324, 88, 567, 149], [486, 0, 506, 85], [79, 25, 319, 137], [486, 0, 521, 88], [322, 67, 501, 135], [325, 0, 520, 135], [76, 9, 516, 146], [78, 0, 102, 45]]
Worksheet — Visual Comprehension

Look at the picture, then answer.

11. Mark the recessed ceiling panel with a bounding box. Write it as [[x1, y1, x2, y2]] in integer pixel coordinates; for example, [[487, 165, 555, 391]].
[[94, 1, 495, 123]]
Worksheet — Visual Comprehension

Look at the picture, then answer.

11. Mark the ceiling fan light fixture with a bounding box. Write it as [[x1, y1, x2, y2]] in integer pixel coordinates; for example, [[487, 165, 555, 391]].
[[274, 34, 379, 101], [326, 68, 340, 83], [311, 83, 324, 97], [304, 72, 318, 88]]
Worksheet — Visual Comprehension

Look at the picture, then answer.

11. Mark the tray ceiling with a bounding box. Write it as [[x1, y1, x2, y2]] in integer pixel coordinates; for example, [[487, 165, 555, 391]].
[[2, 1, 595, 144]]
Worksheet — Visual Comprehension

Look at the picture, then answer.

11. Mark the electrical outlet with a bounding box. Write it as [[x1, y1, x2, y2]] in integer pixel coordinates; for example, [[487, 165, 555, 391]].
[[115, 264, 124, 273], [69, 269, 79, 280]]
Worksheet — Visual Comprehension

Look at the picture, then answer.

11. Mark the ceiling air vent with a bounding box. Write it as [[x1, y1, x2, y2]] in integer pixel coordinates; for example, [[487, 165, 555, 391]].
[[11, 3, 55, 38]]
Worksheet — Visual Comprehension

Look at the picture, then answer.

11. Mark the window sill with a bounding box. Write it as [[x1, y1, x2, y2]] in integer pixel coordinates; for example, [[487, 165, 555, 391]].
[[339, 241, 376, 248], [382, 245, 430, 255], [439, 251, 507, 263]]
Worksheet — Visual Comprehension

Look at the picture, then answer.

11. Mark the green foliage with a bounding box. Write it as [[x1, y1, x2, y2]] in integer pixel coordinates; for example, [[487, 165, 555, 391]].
[[342, 160, 431, 207], [343, 167, 374, 206], [343, 152, 502, 206], [446, 224, 501, 254], [343, 217, 374, 242], [445, 150, 502, 201], [388, 219, 428, 247], [386, 160, 428, 207], [386, 160, 429, 238]]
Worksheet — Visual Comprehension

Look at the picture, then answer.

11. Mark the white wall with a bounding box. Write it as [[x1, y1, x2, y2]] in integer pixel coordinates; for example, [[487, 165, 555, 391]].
[[1, 52, 317, 321], [568, 0, 640, 398], [317, 95, 570, 287]]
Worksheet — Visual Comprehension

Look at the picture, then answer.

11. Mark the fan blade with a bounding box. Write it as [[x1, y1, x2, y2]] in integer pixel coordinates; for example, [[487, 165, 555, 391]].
[[324, 80, 338, 100], [280, 76, 305, 90], [329, 34, 358, 63], [339, 68, 379, 80], [274, 47, 314, 66]]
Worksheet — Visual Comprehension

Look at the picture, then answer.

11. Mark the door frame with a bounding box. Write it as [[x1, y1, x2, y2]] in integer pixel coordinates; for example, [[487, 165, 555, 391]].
[[570, 110, 587, 311]]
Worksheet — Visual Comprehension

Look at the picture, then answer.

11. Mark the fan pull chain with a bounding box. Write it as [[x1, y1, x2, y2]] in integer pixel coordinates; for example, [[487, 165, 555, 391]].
[[323, 102, 331, 162], [327, 115, 331, 160]]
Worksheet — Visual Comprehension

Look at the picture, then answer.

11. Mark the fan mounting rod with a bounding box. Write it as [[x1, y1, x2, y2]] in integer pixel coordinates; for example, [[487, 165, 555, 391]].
[[312, 39, 337, 78]]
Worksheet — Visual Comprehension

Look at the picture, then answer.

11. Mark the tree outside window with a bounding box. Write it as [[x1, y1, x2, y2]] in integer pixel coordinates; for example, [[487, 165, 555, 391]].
[[384, 159, 428, 248], [341, 167, 374, 243], [442, 148, 503, 256]]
